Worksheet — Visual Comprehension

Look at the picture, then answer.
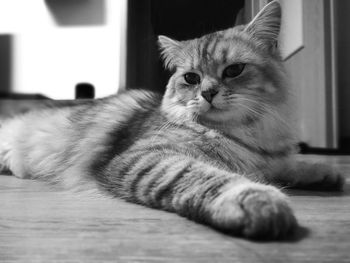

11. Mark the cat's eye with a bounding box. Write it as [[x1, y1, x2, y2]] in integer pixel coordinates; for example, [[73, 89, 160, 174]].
[[222, 64, 246, 79], [184, 72, 201, 85]]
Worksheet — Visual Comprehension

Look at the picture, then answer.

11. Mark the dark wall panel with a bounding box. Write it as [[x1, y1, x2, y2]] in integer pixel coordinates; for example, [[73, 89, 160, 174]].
[[0, 34, 12, 95], [126, 0, 244, 93]]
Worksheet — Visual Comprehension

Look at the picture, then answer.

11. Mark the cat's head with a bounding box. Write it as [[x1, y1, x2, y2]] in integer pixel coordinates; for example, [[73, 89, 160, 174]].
[[159, 0, 288, 127]]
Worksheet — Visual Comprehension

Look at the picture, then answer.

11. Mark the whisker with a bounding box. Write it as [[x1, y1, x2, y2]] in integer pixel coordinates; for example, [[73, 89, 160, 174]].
[[230, 96, 290, 127], [227, 96, 269, 116], [234, 103, 264, 118]]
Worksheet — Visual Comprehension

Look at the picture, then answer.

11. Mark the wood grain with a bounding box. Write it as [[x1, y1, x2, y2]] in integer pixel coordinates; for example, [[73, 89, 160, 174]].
[[1, 155, 350, 262]]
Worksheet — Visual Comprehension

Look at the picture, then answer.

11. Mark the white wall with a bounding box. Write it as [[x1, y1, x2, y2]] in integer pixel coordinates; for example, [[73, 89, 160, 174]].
[[0, 0, 127, 99]]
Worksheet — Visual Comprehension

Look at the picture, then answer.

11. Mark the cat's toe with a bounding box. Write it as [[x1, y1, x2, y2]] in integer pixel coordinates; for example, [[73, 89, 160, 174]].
[[209, 184, 297, 239], [298, 164, 345, 191], [0, 165, 12, 175], [316, 170, 345, 191], [238, 187, 297, 239]]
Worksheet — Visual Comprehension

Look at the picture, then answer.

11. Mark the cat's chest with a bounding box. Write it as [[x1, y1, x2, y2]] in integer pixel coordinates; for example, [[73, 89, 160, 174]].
[[183, 129, 266, 172]]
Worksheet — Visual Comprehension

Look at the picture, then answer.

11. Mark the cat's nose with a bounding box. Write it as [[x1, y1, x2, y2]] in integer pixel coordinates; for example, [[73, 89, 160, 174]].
[[201, 89, 218, 103]]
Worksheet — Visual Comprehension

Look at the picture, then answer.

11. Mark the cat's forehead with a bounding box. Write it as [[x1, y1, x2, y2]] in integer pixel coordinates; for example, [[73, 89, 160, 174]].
[[185, 28, 259, 70]]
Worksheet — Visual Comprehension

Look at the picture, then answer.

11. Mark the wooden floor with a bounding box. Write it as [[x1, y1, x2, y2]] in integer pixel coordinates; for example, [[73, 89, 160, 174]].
[[1, 155, 350, 263]]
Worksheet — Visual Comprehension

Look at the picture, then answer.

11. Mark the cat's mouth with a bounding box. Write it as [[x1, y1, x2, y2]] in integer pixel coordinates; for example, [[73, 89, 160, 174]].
[[195, 104, 221, 115], [205, 107, 225, 117], [206, 102, 231, 114], [208, 105, 223, 112]]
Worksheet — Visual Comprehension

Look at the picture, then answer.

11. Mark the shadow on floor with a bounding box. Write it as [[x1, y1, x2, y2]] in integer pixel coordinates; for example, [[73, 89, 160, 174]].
[[286, 183, 350, 197]]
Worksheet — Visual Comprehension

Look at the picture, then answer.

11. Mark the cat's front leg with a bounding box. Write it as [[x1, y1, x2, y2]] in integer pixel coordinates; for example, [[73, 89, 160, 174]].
[[117, 154, 297, 239], [271, 158, 345, 191], [205, 181, 296, 239]]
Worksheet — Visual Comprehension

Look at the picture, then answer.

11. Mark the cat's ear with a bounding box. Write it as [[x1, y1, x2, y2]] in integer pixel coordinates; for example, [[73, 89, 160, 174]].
[[158, 35, 184, 70], [244, 0, 281, 50]]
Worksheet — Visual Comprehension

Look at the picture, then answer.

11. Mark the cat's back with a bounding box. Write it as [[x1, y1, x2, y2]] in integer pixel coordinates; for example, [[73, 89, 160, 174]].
[[0, 89, 163, 179]]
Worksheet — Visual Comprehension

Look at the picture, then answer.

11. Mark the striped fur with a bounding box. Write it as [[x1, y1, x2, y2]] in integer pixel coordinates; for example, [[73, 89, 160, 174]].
[[0, 1, 344, 239]]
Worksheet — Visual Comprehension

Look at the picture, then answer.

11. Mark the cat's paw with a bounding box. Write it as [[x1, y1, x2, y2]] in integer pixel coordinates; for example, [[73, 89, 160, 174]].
[[295, 162, 345, 191], [209, 183, 297, 239]]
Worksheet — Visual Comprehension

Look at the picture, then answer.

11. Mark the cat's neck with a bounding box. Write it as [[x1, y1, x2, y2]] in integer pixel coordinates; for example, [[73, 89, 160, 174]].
[[202, 107, 298, 156], [228, 118, 296, 155]]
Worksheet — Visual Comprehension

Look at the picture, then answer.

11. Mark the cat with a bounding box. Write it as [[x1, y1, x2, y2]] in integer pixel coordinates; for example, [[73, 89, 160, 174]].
[[0, 0, 344, 240]]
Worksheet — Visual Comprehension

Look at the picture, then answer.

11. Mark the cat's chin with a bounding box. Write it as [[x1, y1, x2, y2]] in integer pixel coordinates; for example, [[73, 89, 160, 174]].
[[197, 107, 234, 125], [197, 106, 257, 128]]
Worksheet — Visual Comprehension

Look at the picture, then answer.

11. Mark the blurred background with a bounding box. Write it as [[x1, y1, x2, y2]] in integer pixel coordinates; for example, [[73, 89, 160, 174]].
[[0, 0, 349, 153]]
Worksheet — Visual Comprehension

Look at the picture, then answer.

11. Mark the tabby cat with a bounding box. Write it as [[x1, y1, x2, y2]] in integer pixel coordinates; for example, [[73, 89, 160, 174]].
[[0, 1, 344, 239]]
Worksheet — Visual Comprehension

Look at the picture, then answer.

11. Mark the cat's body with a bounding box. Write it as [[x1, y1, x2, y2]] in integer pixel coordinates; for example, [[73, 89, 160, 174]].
[[0, 1, 344, 239], [0, 90, 292, 189]]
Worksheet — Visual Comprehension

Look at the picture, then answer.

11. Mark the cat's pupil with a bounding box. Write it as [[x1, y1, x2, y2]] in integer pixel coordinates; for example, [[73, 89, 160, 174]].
[[184, 72, 201, 85], [222, 64, 245, 79]]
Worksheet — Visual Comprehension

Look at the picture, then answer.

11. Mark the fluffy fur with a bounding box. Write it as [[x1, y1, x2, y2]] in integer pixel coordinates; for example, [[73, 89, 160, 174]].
[[0, 1, 344, 239]]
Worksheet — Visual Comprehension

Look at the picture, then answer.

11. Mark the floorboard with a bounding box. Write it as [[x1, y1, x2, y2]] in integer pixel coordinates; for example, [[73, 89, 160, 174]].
[[1, 155, 350, 263]]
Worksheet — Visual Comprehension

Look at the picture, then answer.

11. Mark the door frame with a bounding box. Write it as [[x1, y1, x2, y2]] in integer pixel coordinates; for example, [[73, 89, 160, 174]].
[[245, 0, 338, 148]]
